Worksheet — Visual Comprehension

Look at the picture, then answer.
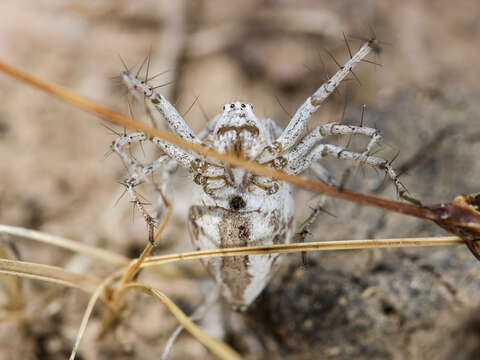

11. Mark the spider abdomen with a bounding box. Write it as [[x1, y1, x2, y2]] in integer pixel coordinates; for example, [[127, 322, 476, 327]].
[[188, 183, 295, 310]]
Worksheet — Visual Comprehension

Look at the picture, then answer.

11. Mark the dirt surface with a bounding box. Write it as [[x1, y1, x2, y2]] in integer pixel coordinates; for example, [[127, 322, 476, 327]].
[[0, 1, 479, 359]]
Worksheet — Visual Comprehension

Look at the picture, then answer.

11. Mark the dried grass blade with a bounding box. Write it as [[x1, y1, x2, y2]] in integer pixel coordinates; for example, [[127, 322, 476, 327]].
[[142, 236, 463, 267], [0, 259, 101, 293], [0, 224, 128, 266]]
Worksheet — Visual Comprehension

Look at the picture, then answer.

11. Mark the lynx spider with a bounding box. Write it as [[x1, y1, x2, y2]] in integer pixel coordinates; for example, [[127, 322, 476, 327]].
[[111, 38, 419, 311]]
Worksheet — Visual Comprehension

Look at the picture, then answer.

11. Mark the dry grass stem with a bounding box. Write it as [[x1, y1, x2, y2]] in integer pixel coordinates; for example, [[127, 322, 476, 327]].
[[0, 224, 128, 266], [0, 259, 101, 293], [142, 236, 464, 268]]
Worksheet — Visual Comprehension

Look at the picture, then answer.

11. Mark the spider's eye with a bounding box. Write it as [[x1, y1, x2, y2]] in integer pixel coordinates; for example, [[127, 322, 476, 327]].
[[223, 105, 226, 110], [251, 104, 254, 110], [241, 103, 246, 108], [230, 104, 235, 109]]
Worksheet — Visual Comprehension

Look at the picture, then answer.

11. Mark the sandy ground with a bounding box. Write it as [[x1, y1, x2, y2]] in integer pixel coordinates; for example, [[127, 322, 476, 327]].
[[0, 1, 479, 359]]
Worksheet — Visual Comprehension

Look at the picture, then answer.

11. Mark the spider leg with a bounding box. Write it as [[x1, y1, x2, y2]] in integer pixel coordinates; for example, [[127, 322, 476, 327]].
[[111, 131, 181, 243], [121, 69, 225, 175], [288, 143, 421, 205], [125, 160, 177, 246], [111, 131, 149, 168], [284, 123, 382, 172], [298, 161, 336, 266], [295, 195, 327, 266], [121, 71, 201, 144], [257, 40, 376, 163]]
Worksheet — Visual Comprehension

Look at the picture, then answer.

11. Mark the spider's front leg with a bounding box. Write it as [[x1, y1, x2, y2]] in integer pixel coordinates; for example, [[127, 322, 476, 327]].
[[121, 68, 226, 179], [122, 71, 201, 144], [257, 40, 376, 164], [111, 133, 175, 244]]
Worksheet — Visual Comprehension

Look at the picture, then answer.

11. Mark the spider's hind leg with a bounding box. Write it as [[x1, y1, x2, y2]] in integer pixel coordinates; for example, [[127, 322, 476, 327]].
[[294, 143, 421, 205], [295, 194, 330, 266], [291, 163, 335, 266]]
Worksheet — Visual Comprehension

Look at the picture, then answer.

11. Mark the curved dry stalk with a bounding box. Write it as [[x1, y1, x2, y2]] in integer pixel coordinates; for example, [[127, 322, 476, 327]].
[[126, 282, 242, 360], [142, 236, 464, 268], [0, 224, 128, 266], [0, 259, 101, 293]]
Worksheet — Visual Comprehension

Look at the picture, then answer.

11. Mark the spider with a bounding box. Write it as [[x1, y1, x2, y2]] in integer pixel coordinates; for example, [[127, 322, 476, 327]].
[[111, 38, 419, 311]]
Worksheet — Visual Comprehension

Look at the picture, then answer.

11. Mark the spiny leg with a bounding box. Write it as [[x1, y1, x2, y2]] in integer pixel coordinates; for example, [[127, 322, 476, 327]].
[[121, 158, 174, 245], [111, 132, 170, 241], [339, 105, 376, 190], [289, 143, 421, 205], [111, 131, 180, 243], [284, 123, 382, 172], [101, 186, 173, 335], [299, 163, 336, 265], [120, 63, 223, 174], [121, 70, 200, 144], [296, 195, 328, 266], [111, 131, 149, 169], [257, 39, 377, 163], [111, 129, 223, 183]]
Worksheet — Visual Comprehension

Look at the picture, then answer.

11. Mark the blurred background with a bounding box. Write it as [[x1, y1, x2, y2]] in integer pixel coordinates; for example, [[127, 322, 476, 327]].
[[0, 0, 479, 359]]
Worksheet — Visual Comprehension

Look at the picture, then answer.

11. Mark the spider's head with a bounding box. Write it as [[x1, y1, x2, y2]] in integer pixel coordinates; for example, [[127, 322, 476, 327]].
[[213, 101, 266, 159]]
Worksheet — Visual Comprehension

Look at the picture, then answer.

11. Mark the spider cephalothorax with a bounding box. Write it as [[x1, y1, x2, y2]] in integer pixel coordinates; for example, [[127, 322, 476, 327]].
[[213, 102, 265, 159], [112, 38, 419, 310]]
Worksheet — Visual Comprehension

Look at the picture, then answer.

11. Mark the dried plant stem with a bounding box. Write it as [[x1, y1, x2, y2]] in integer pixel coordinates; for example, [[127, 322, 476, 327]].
[[0, 59, 437, 221], [126, 282, 242, 360], [0, 259, 101, 293], [142, 236, 464, 268], [116, 243, 153, 294], [0, 224, 128, 266]]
